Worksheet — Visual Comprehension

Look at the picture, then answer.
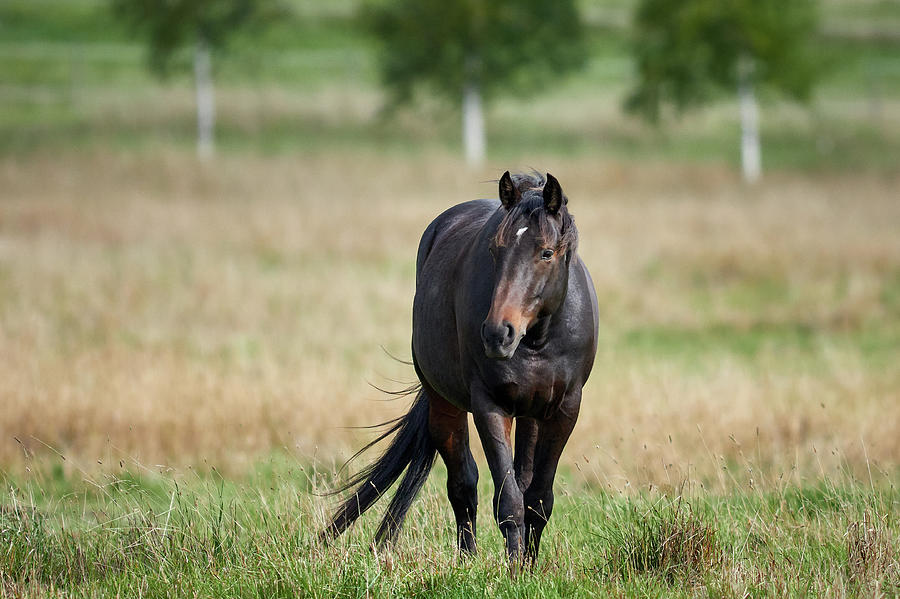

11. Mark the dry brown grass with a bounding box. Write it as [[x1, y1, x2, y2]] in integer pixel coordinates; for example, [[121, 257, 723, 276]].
[[597, 496, 723, 583], [1, 150, 898, 487], [847, 511, 900, 592]]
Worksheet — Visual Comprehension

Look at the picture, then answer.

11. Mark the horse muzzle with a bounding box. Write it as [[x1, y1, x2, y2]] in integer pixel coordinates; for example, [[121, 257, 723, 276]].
[[481, 320, 522, 360]]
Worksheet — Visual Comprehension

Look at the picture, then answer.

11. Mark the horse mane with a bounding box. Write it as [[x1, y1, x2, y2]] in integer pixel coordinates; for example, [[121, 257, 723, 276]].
[[494, 171, 578, 253]]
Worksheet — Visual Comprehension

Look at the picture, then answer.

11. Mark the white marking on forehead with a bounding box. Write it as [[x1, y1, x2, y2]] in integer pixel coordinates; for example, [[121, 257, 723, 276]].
[[515, 227, 529, 240]]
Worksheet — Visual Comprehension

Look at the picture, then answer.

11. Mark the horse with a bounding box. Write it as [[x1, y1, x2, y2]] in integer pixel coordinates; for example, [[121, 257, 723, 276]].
[[322, 171, 599, 567]]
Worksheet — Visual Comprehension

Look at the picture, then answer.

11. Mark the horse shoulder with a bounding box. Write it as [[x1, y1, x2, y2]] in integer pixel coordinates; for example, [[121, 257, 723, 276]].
[[569, 255, 600, 381], [575, 256, 600, 341]]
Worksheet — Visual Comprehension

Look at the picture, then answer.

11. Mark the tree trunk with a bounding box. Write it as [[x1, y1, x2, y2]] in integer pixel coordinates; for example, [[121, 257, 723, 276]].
[[462, 80, 485, 167], [194, 37, 215, 160], [738, 57, 761, 183]]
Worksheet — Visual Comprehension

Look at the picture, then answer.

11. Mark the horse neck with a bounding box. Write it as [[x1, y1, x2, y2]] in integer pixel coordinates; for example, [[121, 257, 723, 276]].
[[522, 256, 575, 348], [522, 314, 554, 348]]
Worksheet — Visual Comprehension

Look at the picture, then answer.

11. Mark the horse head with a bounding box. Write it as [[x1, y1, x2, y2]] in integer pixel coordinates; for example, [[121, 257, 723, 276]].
[[481, 171, 578, 359]]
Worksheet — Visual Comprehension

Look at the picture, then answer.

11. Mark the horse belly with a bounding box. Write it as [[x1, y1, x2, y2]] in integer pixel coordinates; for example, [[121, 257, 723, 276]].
[[412, 263, 472, 410], [413, 321, 468, 410]]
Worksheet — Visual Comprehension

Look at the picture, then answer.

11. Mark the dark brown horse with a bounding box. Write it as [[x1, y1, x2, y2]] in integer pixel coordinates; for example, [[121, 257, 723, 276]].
[[323, 171, 598, 566]]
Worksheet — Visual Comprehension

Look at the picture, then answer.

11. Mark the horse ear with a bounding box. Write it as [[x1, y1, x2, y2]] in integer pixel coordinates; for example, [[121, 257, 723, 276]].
[[543, 173, 565, 214], [498, 171, 520, 210]]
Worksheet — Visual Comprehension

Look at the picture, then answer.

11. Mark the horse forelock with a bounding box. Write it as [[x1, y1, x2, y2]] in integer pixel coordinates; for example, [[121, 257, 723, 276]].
[[494, 196, 578, 253]]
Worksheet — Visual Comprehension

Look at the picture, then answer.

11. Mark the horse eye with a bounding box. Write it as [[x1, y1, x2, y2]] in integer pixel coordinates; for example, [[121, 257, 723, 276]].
[[541, 249, 554, 261]]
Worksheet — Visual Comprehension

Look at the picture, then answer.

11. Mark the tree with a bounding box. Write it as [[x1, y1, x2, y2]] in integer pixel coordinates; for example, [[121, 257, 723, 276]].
[[365, 0, 587, 166], [110, 0, 280, 159], [626, 0, 819, 181]]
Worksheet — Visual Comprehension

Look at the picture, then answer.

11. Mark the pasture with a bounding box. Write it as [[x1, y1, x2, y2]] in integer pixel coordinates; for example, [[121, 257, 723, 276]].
[[2, 152, 898, 596], [3, 151, 899, 479], [2, 0, 900, 595]]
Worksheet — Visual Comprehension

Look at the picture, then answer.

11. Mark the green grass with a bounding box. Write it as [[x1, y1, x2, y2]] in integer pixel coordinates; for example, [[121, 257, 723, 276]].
[[2, 456, 897, 597]]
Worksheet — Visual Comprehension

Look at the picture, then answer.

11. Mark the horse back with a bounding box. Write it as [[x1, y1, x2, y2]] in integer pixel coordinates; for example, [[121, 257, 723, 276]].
[[415, 199, 498, 281]]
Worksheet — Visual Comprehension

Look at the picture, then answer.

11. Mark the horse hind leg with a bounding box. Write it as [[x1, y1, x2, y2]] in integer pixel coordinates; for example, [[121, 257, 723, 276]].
[[428, 393, 479, 554]]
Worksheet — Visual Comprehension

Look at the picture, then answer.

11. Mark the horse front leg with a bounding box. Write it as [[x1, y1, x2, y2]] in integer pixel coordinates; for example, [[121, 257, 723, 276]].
[[523, 389, 581, 564], [513, 417, 539, 493], [471, 384, 524, 570]]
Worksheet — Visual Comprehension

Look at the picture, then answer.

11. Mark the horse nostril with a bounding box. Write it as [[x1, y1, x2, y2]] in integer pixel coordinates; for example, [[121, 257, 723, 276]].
[[481, 322, 496, 345], [482, 321, 517, 350]]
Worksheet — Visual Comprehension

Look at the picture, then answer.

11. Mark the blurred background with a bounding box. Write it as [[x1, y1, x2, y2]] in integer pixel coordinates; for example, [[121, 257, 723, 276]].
[[1, 0, 898, 488]]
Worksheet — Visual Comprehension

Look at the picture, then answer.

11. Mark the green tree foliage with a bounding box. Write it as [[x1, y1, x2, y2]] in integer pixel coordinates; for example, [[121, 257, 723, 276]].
[[364, 0, 587, 107], [110, 0, 281, 74], [626, 0, 820, 121], [109, 0, 283, 158]]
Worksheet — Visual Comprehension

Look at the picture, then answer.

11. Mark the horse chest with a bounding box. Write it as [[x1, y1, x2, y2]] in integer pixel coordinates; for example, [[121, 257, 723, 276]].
[[484, 359, 570, 419]]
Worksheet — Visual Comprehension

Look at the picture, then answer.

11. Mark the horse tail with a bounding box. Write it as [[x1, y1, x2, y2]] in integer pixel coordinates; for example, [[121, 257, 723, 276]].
[[321, 387, 436, 545]]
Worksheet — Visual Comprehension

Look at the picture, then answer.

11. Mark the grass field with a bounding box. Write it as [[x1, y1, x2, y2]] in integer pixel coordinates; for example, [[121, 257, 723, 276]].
[[2, 0, 900, 596], [2, 151, 898, 595], [3, 455, 898, 597], [3, 152, 899, 480]]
